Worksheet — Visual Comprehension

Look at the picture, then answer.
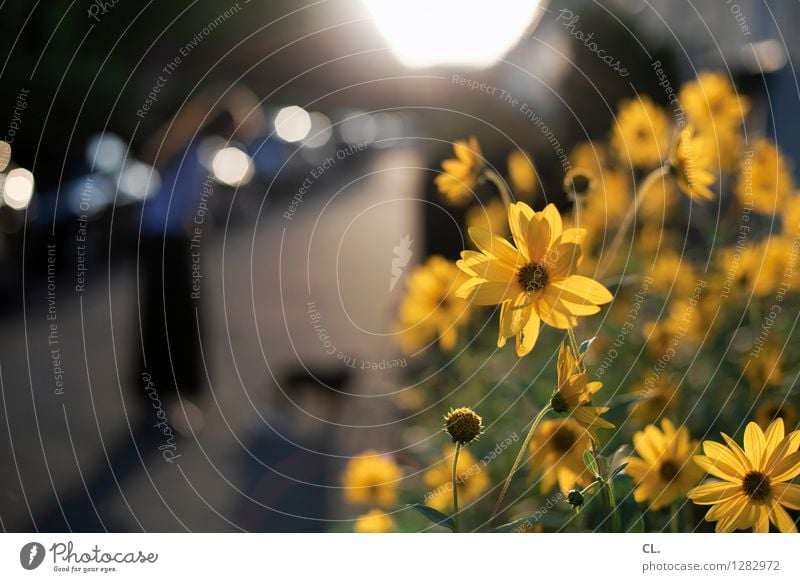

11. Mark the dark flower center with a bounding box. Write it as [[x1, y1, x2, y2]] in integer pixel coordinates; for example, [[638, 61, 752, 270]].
[[550, 393, 570, 414], [517, 263, 549, 293], [551, 425, 577, 454], [741, 471, 771, 503], [659, 460, 680, 482]]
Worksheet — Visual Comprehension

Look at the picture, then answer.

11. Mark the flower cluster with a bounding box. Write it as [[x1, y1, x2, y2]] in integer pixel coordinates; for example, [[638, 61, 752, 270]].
[[341, 71, 800, 533]]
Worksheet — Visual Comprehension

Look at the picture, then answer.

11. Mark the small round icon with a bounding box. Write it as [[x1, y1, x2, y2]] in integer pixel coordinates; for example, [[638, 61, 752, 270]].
[[20, 542, 45, 570]]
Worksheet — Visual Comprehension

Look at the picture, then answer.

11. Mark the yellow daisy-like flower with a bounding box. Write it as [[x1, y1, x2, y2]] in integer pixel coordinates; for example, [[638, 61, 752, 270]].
[[728, 236, 797, 298], [670, 125, 716, 202], [465, 198, 508, 239], [423, 446, 489, 512], [688, 418, 800, 532], [354, 508, 396, 533], [342, 450, 403, 507], [646, 250, 698, 298], [736, 138, 795, 215], [756, 400, 797, 432], [624, 419, 704, 511], [435, 136, 484, 206], [397, 256, 472, 353], [679, 71, 749, 170], [611, 96, 671, 169], [507, 149, 538, 196], [550, 342, 614, 440], [529, 418, 593, 493], [456, 202, 613, 357], [680, 71, 749, 131]]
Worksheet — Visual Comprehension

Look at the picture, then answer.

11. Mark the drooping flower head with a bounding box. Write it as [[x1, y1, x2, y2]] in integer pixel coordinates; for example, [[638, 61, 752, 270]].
[[435, 136, 484, 206], [456, 202, 613, 357], [550, 343, 614, 440], [687, 419, 800, 532], [624, 419, 703, 511], [670, 125, 716, 202]]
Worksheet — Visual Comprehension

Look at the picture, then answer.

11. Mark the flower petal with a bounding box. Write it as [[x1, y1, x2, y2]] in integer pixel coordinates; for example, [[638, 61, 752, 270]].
[[552, 275, 613, 305], [769, 450, 800, 483], [702, 440, 746, 478], [468, 227, 523, 268], [526, 214, 550, 263], [693, 455, 741, 482], [516, 310, 540, 357], [508, 202, 534, 262], [463, 281, 518, 305], [768, 502, 798, 533], [744, 422, 767, 470], [772, 483, 800, 510], [687, 481, 742, 504], [541, 203, 563, 245]]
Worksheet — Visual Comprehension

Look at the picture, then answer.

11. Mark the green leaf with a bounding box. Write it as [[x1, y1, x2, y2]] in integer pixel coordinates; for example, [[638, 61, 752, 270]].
[[583, 450, 600, 478], [578, 337, 596, 356], [407, 504, 455, 531], [610, 462, 629, 479]]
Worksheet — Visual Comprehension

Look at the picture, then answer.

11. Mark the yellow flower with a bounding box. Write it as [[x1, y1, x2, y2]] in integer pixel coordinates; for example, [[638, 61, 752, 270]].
[[782, 195, 800, 238], [423, 446, 489, 512], [435, 136, 484, 206], [727, 236, 797, 298], [529, 418, 593, 493], [736, 138, 795, 215], [574, 170, 630, 250], [456, 202, 613, 357], [743, 340, 784, 391], [670, 125, 716, 202], [550, 342, 614, 440], [646, 250, 698, 298], [342, 450, 402, 506], [625, 419, 703, 511], [354, 509, 396, 533], [757, 400, 797, 432], [679, 71, 749, 171], [680, 71, 749, 131], [397, 256, 472, 353], [688, 418, 800, 532], [507, 149, 538, 196], [465, 198, 508, 239], [629, 378, 679, 425], [569, 141, 608, 178], [611, 96, 671, 169]]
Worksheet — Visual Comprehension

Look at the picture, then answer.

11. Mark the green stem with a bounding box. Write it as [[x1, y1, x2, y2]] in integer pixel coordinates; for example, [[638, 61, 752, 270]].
[[484, 168, 514, 210], [670, 503, 680, 534], [491, 404, 553, 520], [604, 475, 620, 533], [597, 164, 671, 279], [452, 443, 462, 533]]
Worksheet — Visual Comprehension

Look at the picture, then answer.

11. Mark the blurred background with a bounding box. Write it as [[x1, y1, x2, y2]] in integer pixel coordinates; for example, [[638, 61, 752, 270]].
[[0, 0, 799, 532]]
